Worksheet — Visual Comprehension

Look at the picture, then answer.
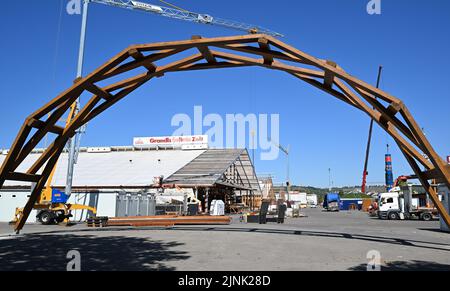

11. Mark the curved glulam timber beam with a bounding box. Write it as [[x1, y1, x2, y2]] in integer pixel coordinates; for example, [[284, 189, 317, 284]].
[[0, 34, 449, 233]]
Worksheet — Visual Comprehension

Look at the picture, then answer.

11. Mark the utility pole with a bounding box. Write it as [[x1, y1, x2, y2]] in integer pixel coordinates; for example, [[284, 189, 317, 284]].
[[286, 145, 290, 199], [328, 168, 331, 192], [281, 145, 291, 201], [328, 168, 333, 192]]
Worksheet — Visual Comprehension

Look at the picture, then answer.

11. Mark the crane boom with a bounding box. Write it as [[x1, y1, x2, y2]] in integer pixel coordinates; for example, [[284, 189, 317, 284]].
[[277, 144, 290, 156], [90, 0, 284, 37], [361, 66, 383, 194]]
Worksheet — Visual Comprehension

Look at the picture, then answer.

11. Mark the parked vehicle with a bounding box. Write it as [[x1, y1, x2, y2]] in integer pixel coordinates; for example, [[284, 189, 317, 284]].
[[290, 192, 308, 208], [307, 194, 318, 208], [377, 187, 438, 221], [323, 193, 340, 212]]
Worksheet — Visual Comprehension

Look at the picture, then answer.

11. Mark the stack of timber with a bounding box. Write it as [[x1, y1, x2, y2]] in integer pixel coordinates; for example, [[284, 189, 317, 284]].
[[107, 215, 232, 227], [242, 195, 263, 209]]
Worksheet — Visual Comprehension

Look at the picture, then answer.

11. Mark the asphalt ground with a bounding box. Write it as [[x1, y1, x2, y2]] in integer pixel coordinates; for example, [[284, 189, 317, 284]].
[[0, 208, 449, 271]]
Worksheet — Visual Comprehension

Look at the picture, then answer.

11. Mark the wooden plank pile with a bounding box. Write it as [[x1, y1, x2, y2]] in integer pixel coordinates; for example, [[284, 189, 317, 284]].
[[106, 215, 232, 227]]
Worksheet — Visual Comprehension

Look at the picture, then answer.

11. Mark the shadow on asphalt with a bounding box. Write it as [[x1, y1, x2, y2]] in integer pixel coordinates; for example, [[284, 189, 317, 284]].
[[0, 234, 189, 271], [349, 260, 450, 271], [9, 224, 450, 253], [167, 226, 450, 252], [418, 228, 450, 234]]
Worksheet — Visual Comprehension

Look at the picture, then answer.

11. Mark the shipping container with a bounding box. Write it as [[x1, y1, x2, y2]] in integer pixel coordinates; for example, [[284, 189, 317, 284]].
[[339, 199, 363, 211]]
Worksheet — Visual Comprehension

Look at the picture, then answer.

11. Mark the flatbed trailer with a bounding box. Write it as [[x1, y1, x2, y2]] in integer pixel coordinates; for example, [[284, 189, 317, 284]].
[[378, 188, 439, 221]]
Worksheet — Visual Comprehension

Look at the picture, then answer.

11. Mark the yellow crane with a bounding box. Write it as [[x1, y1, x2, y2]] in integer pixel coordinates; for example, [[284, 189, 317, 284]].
[[12, 102, 97, 225]]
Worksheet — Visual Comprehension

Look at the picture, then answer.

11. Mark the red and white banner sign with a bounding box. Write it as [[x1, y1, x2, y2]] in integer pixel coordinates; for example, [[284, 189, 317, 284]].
[[447, 156, 450, 165], [133, 135, 208, 148]]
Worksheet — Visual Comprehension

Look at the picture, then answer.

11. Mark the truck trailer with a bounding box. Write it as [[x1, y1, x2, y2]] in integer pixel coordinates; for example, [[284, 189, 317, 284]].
[[323, 193, 340, 212]]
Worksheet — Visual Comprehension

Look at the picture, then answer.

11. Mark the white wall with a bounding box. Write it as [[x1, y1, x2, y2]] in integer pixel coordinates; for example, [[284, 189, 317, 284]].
[[290, 193, 308, 204], [0, 190, 37, 222], [0, 190, 117, 223], [69, 192, 117, 222], [439, 186, 449, 232]]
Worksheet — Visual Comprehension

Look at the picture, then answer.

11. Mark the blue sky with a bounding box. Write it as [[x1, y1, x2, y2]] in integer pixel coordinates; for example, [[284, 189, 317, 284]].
[[0, 0, 449, 187]]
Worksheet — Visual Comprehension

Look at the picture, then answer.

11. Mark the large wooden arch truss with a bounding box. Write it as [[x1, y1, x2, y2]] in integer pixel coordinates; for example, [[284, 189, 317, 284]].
[[1, 34, 449, 232]]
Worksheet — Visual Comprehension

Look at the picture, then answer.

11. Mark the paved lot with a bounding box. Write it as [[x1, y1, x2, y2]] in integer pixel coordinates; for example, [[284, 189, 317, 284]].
[[0, 208, 449, 271]]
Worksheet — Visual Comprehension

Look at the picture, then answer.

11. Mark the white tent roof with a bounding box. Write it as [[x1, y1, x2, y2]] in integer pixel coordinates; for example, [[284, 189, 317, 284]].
[[0, 149, 205, 188]]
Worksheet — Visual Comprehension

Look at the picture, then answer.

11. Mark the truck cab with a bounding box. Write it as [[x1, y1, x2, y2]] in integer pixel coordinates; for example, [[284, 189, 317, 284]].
[[378, 192, 401, 220]]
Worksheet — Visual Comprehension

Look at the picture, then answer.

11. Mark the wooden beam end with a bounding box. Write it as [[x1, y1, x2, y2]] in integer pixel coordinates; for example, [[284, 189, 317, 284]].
[[326, 60, 338, 68], [258, 37, 269, 45], [128, 48, 140, 58], [73, 77, 83, 84]]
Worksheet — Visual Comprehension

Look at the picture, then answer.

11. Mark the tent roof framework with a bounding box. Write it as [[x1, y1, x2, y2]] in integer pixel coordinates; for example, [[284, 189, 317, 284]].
[[0, 34, 448, 232]]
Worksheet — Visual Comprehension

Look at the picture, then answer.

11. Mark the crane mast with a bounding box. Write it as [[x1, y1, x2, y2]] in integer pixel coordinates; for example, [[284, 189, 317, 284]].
[[361, 66, 383, 194]]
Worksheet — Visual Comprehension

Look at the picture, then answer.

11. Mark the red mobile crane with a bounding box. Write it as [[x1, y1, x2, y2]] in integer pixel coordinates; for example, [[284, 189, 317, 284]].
[[361, 66, 383, 194]]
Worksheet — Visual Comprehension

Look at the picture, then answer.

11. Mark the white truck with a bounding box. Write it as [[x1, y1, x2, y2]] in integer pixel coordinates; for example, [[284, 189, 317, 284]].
[[307, 194, 318, 208], [377, 186, 438, 221], [290, 193, 308, 208]]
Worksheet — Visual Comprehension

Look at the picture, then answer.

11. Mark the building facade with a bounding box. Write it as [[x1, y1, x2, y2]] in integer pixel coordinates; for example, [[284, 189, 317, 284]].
[[0, 146, 260, 222]]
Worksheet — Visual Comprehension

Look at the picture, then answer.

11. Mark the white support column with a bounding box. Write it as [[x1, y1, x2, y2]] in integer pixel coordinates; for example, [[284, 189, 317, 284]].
[[205, 188, 209, 214], [439, 185, 450, 232], [183, 194, 188, 216]]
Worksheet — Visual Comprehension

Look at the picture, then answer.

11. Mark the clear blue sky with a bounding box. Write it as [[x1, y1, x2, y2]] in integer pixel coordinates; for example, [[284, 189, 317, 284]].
[[0, 0, 449, 187]]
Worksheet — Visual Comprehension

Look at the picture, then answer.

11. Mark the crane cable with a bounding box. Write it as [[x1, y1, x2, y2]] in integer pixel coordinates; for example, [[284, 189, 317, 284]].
[[52, 0, 65, 84], [46, 0, 65, 149]]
